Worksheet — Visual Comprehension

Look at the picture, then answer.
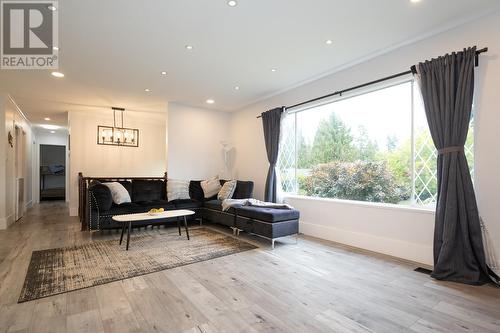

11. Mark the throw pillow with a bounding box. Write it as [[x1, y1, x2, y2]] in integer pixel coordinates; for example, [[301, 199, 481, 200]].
[[103, 182, 131, 205], [217, 180, 237, 200], [167, 179, 190, 201], [201, 177, 222, 198]]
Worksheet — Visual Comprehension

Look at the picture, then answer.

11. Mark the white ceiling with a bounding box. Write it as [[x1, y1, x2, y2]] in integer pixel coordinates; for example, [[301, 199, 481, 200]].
[[1, 0, 499, 128]]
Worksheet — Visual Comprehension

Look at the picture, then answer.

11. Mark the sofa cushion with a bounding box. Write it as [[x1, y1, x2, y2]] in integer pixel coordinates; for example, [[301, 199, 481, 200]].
[[189, 181, 205, 202], [103, 182, 131, 205], [204, 199, 223, 211], [134, 200, 175, 211], [99, 202, 143, 216], [204, 199, 238, 214], [233, 181, 254, 199], [132, 180, 165, 202], [171, 199, 203, 209], [89, 183, 113, 211], [235, 206, 299, 223]]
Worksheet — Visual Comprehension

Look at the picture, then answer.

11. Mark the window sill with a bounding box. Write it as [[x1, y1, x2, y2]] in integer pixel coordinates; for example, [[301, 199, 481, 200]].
[[283, 194, 436, 215]]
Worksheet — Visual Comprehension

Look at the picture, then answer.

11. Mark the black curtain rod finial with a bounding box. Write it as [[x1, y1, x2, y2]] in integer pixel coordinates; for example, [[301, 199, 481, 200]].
[[476, 47, 488, 54]]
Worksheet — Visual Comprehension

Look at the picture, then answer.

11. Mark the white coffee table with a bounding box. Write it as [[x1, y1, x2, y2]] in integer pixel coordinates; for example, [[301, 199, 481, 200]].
[[112, 209, 195, 250]]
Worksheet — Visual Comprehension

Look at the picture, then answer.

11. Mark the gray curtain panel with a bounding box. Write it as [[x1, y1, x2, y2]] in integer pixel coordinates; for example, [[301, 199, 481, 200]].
[[261, 107, 283, 203], [416, 47, 490, 285]]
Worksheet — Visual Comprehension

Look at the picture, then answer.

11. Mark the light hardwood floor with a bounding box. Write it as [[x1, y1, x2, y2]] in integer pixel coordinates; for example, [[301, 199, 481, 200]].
[[1, 202, 499, 333]]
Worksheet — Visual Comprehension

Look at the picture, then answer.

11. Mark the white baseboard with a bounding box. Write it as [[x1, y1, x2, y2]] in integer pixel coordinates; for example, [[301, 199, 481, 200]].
[[69, 207, 78, 217], [0, 214, 16, 230], [299, 221, 433, 266]]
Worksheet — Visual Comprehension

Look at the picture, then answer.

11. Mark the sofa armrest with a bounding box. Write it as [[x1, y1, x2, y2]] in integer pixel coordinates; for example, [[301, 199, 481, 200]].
[[88, 191, 101, 231]]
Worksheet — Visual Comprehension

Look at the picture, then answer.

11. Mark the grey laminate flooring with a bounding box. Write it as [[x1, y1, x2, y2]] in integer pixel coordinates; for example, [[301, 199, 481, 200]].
[[1, 202, 499, 333]]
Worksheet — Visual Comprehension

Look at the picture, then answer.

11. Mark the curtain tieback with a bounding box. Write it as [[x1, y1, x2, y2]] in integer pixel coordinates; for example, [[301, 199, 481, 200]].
[[438, 146, 464, 155]]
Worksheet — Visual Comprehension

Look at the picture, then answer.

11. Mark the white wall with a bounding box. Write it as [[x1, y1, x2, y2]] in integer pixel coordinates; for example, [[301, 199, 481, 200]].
[[68, 109, 167, 216], [0, 94, 33, 229], [230, 11, 500, 266], [0, 95, 6, 228], [167, 103, 232, 180], [33, 130, 69, 203]]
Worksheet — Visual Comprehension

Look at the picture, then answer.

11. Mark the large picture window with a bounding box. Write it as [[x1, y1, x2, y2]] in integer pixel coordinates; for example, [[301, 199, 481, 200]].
[[278, 80, 474, 208]]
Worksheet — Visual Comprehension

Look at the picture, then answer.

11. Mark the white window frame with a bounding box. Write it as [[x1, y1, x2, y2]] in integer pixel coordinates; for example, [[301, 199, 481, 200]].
[[279, 76, 474, 210]]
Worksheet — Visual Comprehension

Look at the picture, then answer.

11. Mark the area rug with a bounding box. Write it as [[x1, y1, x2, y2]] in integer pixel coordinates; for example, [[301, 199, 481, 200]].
[[18, 228, 256, 303]]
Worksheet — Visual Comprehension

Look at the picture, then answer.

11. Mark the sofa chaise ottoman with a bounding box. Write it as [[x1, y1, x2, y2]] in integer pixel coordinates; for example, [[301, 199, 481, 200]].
[[202, 199, 300, 248], [234, 206, 300, 249]]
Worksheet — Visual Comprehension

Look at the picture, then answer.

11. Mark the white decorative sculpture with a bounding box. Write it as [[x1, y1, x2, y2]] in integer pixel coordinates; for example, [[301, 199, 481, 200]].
[[220, 141, 234, 178]]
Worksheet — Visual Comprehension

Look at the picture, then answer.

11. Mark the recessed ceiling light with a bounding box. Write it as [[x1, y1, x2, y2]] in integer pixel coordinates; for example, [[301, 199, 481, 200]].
[[51, 71, 64, 78], [161, 71, 167, 75], [325, 39, 333, 45], [206, 99, 215, 104], [185, 45, 194, 50], [53, 46, 59, 51], [234, 86, 240, 90], [48, 5, 57, 11], [144, 88, 151, 92], [44, 117, 51, 121], [41, 124, 59, 130], [50, 131, 56, 134], [410, 0, 421, 3], [271, 68, 277, 72], [227, 0, 237, 7]]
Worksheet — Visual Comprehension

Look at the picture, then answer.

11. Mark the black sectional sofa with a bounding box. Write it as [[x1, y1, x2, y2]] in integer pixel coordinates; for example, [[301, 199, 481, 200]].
[[88, 179, 206, 231], [83, 176, 299, 248]]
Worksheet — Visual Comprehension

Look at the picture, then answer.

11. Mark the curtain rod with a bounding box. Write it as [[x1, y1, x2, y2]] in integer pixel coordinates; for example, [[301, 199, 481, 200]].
[[257, 47, 488, 118]]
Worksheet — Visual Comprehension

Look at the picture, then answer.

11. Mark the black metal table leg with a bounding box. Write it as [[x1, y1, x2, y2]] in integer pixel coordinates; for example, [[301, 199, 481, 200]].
[[177, 217, 181, 236], [119, 222, 126, 245], [183, 216, 190, 240], [126, 221, 131, 250]]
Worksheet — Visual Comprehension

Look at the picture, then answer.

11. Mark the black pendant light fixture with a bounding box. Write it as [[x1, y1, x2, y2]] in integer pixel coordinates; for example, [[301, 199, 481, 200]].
[[97, 107, 139, 147]]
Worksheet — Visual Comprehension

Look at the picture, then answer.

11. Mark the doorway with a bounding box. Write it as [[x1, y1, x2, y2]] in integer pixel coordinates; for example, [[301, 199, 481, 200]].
[[40, 145, 66, 201], [14, 126, 26, 221]]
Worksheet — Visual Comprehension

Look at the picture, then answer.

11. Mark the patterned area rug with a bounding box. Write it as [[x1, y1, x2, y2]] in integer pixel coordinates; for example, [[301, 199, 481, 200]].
[[19, 228, 256, 303]]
